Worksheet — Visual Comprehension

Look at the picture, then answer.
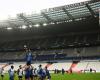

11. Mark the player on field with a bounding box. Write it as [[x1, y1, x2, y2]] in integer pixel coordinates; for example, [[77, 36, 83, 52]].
[[33, 68, 38, 80], [37, 65, 46, 80], [30, 65, 34, 80], [24, 45, 33, 65], [0, 68, 4, 80], [24, 63, 31, 80], [25, 49, 33, 65], [8, 65, 15, 80], [61, 68, 65, 75], [44, 66, 51, 80], [17, 65, 23, 80]]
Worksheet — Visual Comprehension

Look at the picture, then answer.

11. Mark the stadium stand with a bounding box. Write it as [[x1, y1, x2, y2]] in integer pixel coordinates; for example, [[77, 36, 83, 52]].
[[0, 32, 100, 61], [48, 62, 72, 71], [0, 0, 99, 78], [1, 60, 100, 73]]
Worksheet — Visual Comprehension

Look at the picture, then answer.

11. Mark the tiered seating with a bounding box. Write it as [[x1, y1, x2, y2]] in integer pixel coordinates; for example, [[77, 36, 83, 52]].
[[32, 63, 47, 69], [0, 52, 25, 60], [63, 48, 75, 57], [0, 46, 100, 61], [73, 61, 89, 71], [81, 47, 98, 56], [86, 62, 100, 72], [36, 54, 54, 60], [0, 33, 99, 50], [86, 34, 98, 44], [1, 61, 100, 73], [48, 62, 72, 71], [72, 61, 100, 72], [0, 33, 99, 61]]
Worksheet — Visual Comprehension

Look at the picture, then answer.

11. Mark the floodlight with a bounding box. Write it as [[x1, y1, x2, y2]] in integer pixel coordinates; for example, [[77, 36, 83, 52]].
[[50, 22, 55, 25], [43, 23, 47, 26], [22, 25, 27, 29], [7, 27, 12, 30], [34, 24, 40, 27], [29, 25, 32, 28]]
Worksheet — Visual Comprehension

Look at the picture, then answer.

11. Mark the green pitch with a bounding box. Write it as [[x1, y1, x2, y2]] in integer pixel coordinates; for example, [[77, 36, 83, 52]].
[[1, 73, 100, 80]]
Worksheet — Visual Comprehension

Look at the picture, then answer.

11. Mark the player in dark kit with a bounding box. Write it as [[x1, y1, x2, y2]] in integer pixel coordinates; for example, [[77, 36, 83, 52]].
[[24, 64, 31, 80], [17, 65, 23, 80], [30, 65, 34, 80], [61, 68, 65, 75], [44, 66, 51, 80], [37, 65, 46, 80], [0, 68, 4, 80]]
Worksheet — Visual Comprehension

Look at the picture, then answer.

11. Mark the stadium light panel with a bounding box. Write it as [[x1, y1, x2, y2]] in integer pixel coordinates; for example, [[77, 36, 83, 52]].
[[29, 25, 32, 28], [56, 22, 59, 24], [7, 27, 12, 30], [21, 25, 27, 29], [43, 23, 47, 26], [34, 24, 40, 27], [50, 22, 55, 25]]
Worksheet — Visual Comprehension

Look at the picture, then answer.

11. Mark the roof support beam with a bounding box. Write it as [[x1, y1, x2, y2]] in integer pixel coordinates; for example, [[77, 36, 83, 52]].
[[18, 13, 34, 26], [41, 12, 53, 23], [86, 4, 96, 17], [62, 8, 74, 21]]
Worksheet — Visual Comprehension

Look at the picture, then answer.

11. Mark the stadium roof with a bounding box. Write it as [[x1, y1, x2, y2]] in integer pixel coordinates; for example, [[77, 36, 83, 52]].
[[0, 0, 99, 29]]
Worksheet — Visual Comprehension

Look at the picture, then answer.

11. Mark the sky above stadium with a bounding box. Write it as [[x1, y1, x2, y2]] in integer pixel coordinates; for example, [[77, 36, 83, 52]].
[[0, 0, 90, 20]]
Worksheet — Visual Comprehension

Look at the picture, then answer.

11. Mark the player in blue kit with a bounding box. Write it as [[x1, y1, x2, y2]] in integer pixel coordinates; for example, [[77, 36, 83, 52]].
[[25, 49, 33, 65], [44, 66, 51, 80], [24, 64, 31, 80], [37, 65, 46, 80], [8, 65, 15, 80], [30, 65, 34, 80], [24, 45, 33, 65], [24, 45, 33, 80]]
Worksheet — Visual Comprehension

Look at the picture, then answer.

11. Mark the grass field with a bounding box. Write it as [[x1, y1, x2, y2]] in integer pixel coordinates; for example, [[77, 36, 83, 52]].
[[1, 73, 100, 80]]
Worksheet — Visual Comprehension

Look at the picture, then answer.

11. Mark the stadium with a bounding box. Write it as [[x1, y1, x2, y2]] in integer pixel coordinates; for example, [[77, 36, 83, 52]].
[[0, 0, 100, 80]]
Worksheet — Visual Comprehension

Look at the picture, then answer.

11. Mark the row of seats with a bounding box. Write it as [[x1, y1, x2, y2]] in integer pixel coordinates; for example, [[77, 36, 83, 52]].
[[73, 61, 100, 72], [1, 61, 100, 72], [0, 33, 99, 49], [0, 46, 100, 61]]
